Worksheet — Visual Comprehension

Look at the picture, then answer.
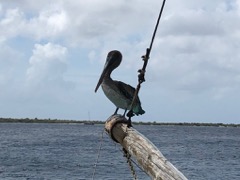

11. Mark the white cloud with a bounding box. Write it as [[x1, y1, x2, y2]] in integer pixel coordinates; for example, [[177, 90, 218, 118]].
[[27, 7, 68, 40], [145, 0, 240, 100], [26, 43, 68, 88], [0, 4, 68, 41], [0, 0, 159, 46], [0, 7, 25, 40]]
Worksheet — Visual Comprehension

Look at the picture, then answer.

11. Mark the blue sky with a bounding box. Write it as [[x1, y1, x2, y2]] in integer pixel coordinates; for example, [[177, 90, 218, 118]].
[[0, 0, 240, 124]]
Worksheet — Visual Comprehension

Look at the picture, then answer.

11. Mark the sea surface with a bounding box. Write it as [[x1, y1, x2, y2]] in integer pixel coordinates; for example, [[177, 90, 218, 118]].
[[0, 123, 239, 180]]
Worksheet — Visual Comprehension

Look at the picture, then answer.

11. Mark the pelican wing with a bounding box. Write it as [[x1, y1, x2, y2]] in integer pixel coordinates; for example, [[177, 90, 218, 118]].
[[115, 81, 140, 102], [115, 80, 145, 115]]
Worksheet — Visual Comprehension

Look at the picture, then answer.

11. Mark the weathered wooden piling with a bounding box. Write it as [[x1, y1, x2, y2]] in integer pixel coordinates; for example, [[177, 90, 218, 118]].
[[105, 114, 188, 180]]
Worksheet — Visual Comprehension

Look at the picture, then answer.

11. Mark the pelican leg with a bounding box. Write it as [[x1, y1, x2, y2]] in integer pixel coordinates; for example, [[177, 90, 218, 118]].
[[126, 110, 134, 127], [114, 107, 119, 115], [123, 109, 127, 116]]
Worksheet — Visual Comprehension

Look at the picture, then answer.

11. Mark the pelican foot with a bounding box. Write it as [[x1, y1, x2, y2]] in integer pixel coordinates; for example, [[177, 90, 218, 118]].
[[127, 110, 134, 127]]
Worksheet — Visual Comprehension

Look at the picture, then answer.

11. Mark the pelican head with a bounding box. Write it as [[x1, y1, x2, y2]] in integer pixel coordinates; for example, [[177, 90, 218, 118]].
[[95, 50, 122, 92]]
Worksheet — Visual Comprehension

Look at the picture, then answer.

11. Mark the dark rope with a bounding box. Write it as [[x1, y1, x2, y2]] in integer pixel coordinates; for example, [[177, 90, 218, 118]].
[[149, 0, 167, 58], [127, 0, 167, 124], [123, 148, 137, 180]]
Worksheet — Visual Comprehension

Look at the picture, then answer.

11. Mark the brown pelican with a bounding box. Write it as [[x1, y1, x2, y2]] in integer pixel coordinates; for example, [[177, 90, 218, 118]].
[[95, 50, 145, 117]]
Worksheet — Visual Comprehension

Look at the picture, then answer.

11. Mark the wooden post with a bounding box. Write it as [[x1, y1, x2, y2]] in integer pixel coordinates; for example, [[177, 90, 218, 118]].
[[105, 114, 188, 180]]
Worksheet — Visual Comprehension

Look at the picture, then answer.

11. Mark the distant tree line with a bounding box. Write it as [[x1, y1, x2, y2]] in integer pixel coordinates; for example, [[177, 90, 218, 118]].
[[0, 117, 104, 124], [0, 117, 239, 127]]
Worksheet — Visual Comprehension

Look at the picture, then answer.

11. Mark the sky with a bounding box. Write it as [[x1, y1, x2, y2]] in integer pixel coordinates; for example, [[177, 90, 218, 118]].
[[0, 0, 240, 124]]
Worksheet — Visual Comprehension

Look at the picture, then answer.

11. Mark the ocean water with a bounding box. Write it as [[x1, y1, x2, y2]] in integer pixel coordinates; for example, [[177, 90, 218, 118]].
[[0, 123, 239, 180]]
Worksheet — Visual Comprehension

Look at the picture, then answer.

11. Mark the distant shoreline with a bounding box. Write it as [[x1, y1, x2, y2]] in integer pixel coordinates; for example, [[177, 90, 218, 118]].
[[0, 117, 239, 127]]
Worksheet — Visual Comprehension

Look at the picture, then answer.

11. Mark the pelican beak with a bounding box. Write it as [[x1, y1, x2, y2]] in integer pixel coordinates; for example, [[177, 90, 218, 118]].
[[94, 60, 110, 92]]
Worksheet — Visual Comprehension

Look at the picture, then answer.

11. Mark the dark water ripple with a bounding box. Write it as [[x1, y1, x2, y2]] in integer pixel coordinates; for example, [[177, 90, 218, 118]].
[[0, 123, 239, 179]]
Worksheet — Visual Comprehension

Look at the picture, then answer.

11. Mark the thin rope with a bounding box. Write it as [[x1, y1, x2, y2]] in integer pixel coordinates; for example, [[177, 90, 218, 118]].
[[92, 129, 105, 180], [128, 0, 167, 119], [148, 0, 167, 58]]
